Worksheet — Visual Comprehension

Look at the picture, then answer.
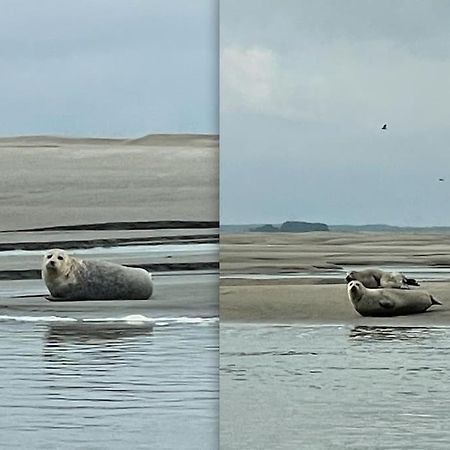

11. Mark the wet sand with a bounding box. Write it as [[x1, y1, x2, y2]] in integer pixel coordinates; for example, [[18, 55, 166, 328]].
[[220, 232, 450, 324], [0, 272, 218, 318], [0, 134, 218, 231]]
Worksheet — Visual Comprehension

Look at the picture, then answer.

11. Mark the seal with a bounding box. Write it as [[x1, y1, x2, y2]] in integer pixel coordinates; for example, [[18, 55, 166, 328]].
[[42, 248, 153, 301], [347, 280, 441, 317], [345, 268, 419, 289]]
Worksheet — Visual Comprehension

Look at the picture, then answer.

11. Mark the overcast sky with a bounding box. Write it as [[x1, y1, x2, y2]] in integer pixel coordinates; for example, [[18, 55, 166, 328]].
[[0, 0, 217, 137], [220, 0, 450, 226]]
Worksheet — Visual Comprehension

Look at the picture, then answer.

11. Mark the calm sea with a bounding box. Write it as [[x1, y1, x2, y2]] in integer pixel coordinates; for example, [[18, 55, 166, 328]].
[[221, 323, 450, 450], [0, 316, 218, 450]]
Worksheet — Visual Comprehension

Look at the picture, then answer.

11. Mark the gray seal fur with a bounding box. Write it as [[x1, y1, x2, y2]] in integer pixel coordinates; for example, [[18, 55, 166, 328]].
[[346, 268, 419, 289], [42, 249, 153, 301], [347, 280, 441, 317]]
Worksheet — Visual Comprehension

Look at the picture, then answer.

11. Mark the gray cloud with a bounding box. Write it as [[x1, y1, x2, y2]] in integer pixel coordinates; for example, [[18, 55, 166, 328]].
[[221, 0, 450, 226], [0, 0, 218, 136]]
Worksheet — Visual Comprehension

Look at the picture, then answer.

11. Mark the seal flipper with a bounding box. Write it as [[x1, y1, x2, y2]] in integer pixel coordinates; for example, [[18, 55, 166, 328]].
[[379, 298, 395, 309], [46, 295, 63, 301], [45, 295, 85, 302], [405, 277, 420, 287], [430, 295, 442, 306]]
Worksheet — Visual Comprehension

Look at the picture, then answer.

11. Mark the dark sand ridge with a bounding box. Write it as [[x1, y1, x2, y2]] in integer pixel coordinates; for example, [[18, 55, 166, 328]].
[[0, 232, 217, 252], [0, 228, 218, 245], [0, 134, 218, 231], [220, 232, 450, 324]]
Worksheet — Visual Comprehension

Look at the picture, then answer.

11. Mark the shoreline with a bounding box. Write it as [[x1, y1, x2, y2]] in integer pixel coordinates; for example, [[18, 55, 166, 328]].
[[221, 232, 450, 325]]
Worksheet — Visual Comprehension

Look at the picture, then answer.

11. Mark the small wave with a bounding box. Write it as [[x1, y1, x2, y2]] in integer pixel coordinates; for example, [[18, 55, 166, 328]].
[[83, 314, 154, 324], [0, 315, 77, 322], [0, 314, 218, 326], [153, 316, 219, 326]]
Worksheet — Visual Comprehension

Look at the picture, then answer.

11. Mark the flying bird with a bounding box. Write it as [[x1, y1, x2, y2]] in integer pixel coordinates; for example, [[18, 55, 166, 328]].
[[381, 124, 387, 130], [439, 178, 445, 182]]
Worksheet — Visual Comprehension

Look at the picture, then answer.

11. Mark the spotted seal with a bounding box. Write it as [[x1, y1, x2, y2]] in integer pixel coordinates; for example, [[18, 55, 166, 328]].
[[347, 280, 441, 317], [42, 249, 153, 301], [346, 268, 419, 289]]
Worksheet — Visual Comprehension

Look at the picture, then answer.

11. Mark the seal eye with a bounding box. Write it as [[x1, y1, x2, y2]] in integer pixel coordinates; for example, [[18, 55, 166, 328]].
[[57, 256, 64, 261], [47, 255, 52, 259]]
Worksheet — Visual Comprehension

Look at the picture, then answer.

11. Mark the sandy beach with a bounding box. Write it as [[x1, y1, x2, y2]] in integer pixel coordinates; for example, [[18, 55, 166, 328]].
[[0, 134, 218, 230], [0, 134, 219, 313], [220, 232, 450, 324]]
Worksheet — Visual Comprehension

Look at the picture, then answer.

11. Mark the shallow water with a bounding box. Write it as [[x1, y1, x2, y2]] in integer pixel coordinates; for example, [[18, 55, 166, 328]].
[[221, 324, 450, 450], [222, 266, 450, 282], [0, 318, 218, 450], [0, 242, 217, 258]]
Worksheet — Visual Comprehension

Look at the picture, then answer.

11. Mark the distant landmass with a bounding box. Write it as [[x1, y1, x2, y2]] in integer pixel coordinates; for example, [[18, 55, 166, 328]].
[[250, 221, 329, 233], [250, 224, 279, 232], [330, 224, 450, 232], [221, 222, 450, 234]]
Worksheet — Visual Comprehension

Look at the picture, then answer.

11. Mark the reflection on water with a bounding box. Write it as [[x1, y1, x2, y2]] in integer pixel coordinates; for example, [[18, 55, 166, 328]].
[[0, 321, 218, 450], [43, 323, 155, 367], [45, 322, 154, 343], [221, 324, 450, 450], [349, 325, 443, 342]]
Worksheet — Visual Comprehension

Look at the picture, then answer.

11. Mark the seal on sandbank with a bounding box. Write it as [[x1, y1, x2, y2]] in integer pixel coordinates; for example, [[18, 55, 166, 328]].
[[345, 268, 419, 289], [347, 280, 441, 317], [42, 249, 153, 301]]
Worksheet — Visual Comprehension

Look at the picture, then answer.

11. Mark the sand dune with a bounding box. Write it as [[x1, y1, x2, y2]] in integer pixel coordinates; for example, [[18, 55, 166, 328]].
[[0, 134, 218, 231], [126, 133, 218, 147], [0, 135, 124, 146], [0, 133, 219, 148]]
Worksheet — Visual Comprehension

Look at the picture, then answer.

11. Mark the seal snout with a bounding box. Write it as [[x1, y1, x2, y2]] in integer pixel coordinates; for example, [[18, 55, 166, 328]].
[[45, 258, 57, 271]]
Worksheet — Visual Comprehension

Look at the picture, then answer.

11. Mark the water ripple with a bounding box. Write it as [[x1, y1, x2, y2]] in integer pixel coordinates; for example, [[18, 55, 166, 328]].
[[221, 324, 450, 450], [0, 320, 218, 449]]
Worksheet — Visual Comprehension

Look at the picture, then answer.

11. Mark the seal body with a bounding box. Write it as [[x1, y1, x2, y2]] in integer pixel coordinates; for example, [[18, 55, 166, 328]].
[[42, 249, 153, 301], [346, 268, 419, 289], [347, 280, 441, 317]]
